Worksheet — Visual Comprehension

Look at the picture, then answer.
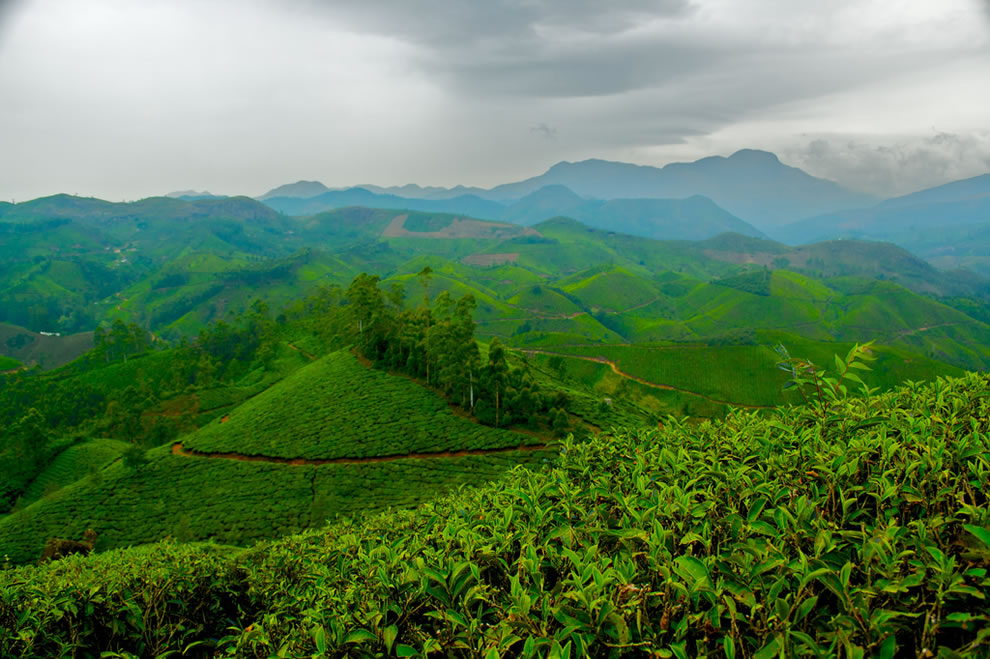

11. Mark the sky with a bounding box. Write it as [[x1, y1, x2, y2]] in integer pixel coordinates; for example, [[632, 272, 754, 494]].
[[0, 0, 988, 202]]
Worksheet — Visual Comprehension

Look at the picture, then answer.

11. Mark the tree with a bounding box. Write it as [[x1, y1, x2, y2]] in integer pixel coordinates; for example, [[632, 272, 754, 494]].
[[483, 338, 510, 427], [552, 408, 570, 437]]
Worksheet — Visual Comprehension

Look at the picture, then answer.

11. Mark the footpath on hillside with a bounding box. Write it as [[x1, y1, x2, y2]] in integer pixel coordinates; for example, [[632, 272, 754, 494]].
[[170, 441, 550, 466], [523, 348, 772, 409]]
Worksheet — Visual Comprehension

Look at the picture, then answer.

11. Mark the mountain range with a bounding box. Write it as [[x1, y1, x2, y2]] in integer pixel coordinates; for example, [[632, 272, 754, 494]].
[[259, 149, 877, 232]]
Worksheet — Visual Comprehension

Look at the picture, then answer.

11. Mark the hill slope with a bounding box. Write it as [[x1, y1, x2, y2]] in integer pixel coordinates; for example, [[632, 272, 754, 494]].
[[0, 350, 550, 564], [2, 372, 988, 656]]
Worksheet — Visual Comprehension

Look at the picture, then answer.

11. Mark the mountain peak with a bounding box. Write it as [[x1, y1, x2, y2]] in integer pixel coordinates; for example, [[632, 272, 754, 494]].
[[728, 149, 781, 164], [259, 180, 331, 200]]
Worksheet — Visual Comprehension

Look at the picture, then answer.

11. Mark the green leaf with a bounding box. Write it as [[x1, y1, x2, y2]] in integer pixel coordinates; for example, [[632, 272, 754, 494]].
[[723, 636, 736, 659], [747, 497, 768, 523], [313, 625, 327, 655], [754, 637, 781, 659], [344, 629, 377, 644], [395, 644, 419, 657], [384, 625, 399, 654], [963, 525, 990, 550], [674, 555, 709, 583]]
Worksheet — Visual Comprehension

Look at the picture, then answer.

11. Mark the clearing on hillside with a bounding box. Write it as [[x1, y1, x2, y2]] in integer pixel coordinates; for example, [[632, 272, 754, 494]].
[[382, 213, 540, 240]]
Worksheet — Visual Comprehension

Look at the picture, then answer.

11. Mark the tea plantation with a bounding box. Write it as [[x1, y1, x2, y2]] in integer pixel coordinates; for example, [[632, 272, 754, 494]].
[[2, 372, 988, 657], [184, 350, 540, 459], [0, 349, 552, 565]]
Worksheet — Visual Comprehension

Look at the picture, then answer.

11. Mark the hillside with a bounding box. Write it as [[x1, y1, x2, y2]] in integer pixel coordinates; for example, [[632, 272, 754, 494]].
[[3, 372, 988, 656], [0, 322, 93, 369], [0, 350, 553, 564], [777, 174, 990, 276], [263, 183, 766, 242]]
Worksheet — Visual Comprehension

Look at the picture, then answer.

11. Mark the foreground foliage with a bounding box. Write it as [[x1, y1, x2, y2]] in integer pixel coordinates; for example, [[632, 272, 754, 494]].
[[2, 372, 988, 657]]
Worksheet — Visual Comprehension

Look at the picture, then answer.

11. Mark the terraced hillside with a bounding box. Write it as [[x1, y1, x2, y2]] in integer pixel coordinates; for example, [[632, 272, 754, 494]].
[[0, 349, 553, 564]]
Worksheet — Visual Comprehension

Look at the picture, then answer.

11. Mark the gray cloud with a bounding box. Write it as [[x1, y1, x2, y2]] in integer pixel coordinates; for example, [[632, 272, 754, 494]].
[[785, 132, 990, 198], [308, 0, 693, 43], [305, 0, 701, 97], [0, 0, 988, 200]]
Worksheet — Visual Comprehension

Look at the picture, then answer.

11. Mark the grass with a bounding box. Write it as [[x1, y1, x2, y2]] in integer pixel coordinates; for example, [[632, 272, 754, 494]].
[[2, 372, 988, 656]]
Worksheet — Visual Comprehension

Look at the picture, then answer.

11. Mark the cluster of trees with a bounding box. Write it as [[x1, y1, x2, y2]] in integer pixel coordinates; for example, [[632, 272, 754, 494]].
[[93, 319, 152, 362], [0, 408, 50, 512], [0, 300, 283, 511], [313, 268, 571, 431]]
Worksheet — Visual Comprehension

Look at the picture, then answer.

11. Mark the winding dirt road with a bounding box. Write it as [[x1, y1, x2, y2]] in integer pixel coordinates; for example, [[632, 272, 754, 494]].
[[523, 348, 771, 409]]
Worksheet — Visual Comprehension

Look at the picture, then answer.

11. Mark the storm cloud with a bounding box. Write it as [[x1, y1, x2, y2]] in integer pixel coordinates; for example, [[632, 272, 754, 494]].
[[0, 0, 987, 201]]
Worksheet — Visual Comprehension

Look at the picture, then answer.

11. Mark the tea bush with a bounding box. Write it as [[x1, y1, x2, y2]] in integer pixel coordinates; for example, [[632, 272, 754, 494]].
[[2, 372, 988, 657]]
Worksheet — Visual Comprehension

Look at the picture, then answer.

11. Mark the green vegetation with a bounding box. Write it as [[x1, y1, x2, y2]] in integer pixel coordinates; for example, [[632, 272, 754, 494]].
[[18, 438, 130, 505], [0, 355, 19, 371], [184, 351, 539, 459], [2, 372, 988, 656], [0, 442, 553, 566], [547, 340, 962, 408]]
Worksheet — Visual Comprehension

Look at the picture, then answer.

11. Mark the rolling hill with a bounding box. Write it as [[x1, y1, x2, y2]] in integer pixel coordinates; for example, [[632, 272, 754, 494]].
[[0, 349, 555, 564], [3, 372, 988, 656], [777, 174, 990, 275]]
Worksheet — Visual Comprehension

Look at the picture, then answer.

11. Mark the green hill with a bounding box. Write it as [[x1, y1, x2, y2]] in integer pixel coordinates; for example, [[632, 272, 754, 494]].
[[18, 438, 130, 505], [0, 322, 94, 369], [183, 351, 540, 459], [0, 350, 552, 564], [3, 372, 987, 656]]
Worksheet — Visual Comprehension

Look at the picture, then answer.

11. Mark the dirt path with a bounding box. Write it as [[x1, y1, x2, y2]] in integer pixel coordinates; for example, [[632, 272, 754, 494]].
[[522, 349, 771, 410], [618, 295, 663, 314], [287, 342, 317, 360], [891, 322, 956, 340], [170, 441, 551, 466]]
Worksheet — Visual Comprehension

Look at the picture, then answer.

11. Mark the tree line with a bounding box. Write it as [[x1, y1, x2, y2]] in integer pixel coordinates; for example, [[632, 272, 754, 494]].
[[288, 268, 571, 431]]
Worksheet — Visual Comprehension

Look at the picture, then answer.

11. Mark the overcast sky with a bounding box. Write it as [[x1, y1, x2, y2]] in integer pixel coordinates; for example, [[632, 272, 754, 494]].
[[1, 0, 988, 201]]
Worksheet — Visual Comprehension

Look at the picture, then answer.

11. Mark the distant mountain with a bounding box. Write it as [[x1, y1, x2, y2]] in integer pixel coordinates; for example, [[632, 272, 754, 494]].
[[777, 173, 990, 276], [0, 194, 283, 225], [258, 180, 332, 200], [358, 183, 489, 200], [505, 187, 764, 240], [165, 190, 225, 200], [501, 185, 585, 225], [260, 183, 763, 242], [254, 150, 875, 230], [484, 150, 876, 230], [781, 173, 990, 242], [874, 174, 990, 211], [262, 187, 507, 220]]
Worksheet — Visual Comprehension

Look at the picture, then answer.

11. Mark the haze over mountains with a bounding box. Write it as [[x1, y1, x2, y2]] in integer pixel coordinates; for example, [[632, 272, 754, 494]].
[[260, 149, 877, 234], [252, 149, 990, 274]]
